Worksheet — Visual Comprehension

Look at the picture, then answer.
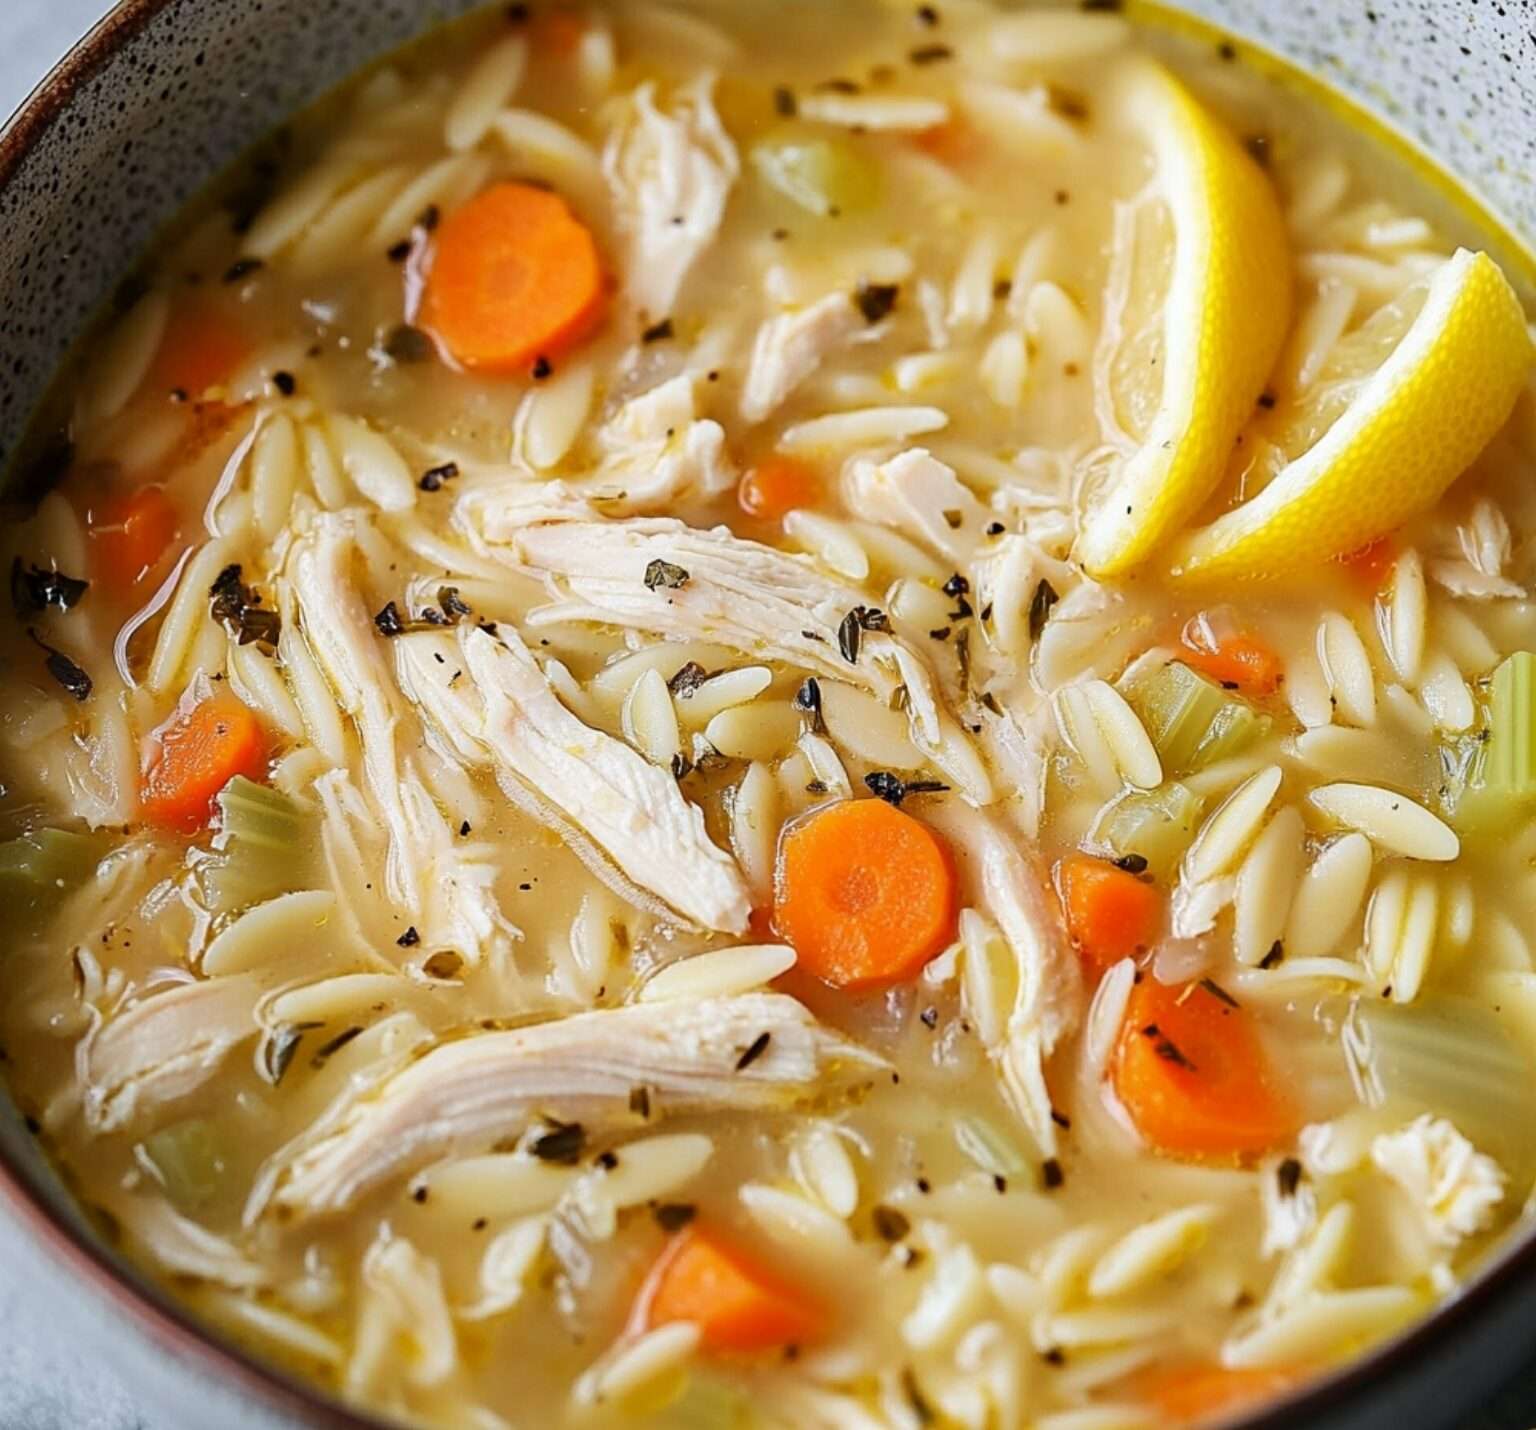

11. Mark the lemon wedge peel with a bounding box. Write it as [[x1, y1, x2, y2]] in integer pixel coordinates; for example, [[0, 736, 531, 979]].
[[1076, 62, 1294, 578], [1170, 248, 1533, 581]]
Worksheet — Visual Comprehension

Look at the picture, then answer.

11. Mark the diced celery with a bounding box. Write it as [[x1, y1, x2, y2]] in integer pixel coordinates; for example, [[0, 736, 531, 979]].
[[1090, 782, 1205, 882], [661, 1373, 752, 1429], [1451, 652, 1536, 834], [953, 1114, 1029, 1178], [199, 777, 306, 914], [1344, 995, 1536, 1167], [1123, 661, 1268, 777], [1489, 651, 1536, 794], [138, 1118, 229, 1212], [750, 129, 880, 217], [0, 828, 106, 916]]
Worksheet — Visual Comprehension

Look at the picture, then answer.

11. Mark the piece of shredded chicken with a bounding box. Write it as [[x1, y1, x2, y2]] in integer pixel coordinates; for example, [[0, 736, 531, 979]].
[[929, 803, 1080, 1157], [587, 373, 736, 510], [1371, 1114, 1506, 1249], [464, 495, 908, 697], [740, 294, 864, 424], [268, 992, 885, 1217], [397, 624, 752, 934], [603, 74, 738, 317], [288, 513, 519, 965], [83, 973, 260, 1132], [843, 447, 989, 566], [458, 494, 997, 803]]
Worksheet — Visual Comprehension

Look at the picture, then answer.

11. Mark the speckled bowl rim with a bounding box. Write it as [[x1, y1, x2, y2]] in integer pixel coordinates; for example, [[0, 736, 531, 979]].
[[1, 5, 1535, 1429]]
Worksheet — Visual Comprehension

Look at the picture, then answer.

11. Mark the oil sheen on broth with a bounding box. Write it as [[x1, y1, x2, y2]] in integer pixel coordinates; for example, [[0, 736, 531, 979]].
[[2, 2, 1535, 1427]]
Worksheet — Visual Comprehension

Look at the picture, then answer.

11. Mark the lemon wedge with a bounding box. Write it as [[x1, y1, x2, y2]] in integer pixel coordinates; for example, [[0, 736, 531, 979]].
[[1076, 61, 1293, 578], [1172, 248, 1533, 580]]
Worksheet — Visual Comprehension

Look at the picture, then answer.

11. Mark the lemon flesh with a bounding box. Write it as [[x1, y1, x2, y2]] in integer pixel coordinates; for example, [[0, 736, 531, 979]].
[[1171, 249, 1533, 580], [1076, 61, 1293, 578]]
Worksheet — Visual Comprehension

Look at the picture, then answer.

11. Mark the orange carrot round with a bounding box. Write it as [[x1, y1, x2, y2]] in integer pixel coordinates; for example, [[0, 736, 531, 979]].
[[1337, 535, 1397, 594], [530, 8, 587, 54], [89, 486, 181, 599], [150, 306, 249, 400], [642, 1225, 826, 1353], [737, 457, 821, 522], [1113, 976, 1298, 1161], [773, 797, 957, 990], [140, 693, 268, 833], [422, 182, 606, 374], [1137, 1361, 1299, 1424], [914, 117, 980, 167], [1182, 632, 1283, 697], [1059, 855, 1161, 974]]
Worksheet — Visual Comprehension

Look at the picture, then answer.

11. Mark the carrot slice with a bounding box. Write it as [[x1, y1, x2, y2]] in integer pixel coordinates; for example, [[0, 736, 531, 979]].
[[1113, 976, 1298, 1161], [738, 457, 821, 522], [149, 306, 249, 400], [1181, 633, 1283, 697], [422, 182, 606, 374], [530, 8, 587, 54], [773, 797, 957, 990], [1138, 1362, 1299, 1425], [1337, 535, 1397, 594], [1059, 855, 1160, 974], [913, 117, 980, 167], [642, 1225, 826, 1353], [140, 693, 268, 833], [88, 486, 181, 599]]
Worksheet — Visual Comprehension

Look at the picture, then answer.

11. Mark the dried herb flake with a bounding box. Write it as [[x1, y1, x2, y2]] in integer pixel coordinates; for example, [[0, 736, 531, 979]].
[[653, 1202, 697, 1232], [529, 1120, 586, 1164], [855, 282, 899, 324], [643, 558, 690, 591], [12, 558, 88, 616], [1028, 578, 1060, 640], [29, 630, 91, 701], [735, 1031, 772, 1071]]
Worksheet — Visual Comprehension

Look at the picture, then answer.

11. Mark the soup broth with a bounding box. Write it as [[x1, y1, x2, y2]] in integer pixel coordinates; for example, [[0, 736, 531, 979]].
[[3, 2, 1535, 1426]]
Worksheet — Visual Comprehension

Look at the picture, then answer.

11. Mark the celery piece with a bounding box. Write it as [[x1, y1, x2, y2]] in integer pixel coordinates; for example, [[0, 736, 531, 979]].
[[1124, 661, 1268, 777], [750, 130, 880, 217], [1344, 995, 1536, 1166], [199, 776, 306, 914], [954, 1114, 1029, 1178], [138, 1118, 229, 1213], [0, 828, 105, 915], [1090, 782, 1205, 882], [1446, 652, 1536, 834], [661, 1374, 751, 1430], [1489, 651, 1536, 794]]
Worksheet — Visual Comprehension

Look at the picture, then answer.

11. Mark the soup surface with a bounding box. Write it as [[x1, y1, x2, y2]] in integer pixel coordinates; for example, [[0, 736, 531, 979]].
[[4, 2, 1536, 1425]]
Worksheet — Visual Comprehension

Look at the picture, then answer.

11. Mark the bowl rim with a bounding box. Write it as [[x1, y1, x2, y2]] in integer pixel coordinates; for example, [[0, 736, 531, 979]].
[[2, 4, 1536, 1429]]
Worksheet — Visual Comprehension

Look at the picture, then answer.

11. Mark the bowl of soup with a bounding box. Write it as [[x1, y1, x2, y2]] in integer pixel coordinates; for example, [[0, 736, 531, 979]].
[[2, 2, 1536, 1427]]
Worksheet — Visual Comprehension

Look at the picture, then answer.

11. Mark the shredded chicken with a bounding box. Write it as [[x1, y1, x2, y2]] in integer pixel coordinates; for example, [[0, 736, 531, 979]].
[[458, 497, 998, 803], [603, 74, 739, 317], [271, 992, 885, 1216], [1371, 1114, 1506, 1248], [114, 1195, 268, 1289], [928, 804, 1080, 1156], [84, 974, 260, 1132], [397, 624, 752, 934], [288, 514, 518, 965], [588, 373, 736, 509], [843, 447, 989, 564], [463, 499, 908, 697], [1429, 500, 1525, 599], [740, 294, 864, 423], [349, 1233, 458, 1395]]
